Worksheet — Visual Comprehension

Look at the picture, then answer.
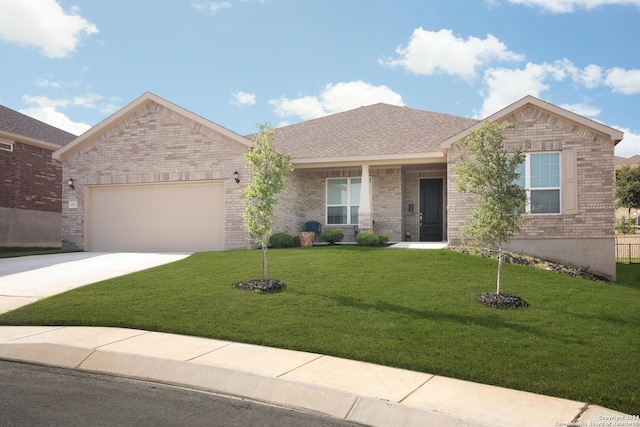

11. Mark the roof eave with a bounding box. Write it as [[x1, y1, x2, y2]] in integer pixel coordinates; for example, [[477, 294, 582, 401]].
[[292, 151, 445, 169], [0, 130, 61, 151]]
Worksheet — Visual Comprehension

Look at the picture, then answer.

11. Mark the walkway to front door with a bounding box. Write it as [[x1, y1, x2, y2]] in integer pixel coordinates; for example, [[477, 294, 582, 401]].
[[389, 242, 448, 249]]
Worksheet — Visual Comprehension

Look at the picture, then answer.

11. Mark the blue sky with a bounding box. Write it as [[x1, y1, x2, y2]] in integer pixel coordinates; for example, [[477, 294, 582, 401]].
[[1, 0, 639, 157]]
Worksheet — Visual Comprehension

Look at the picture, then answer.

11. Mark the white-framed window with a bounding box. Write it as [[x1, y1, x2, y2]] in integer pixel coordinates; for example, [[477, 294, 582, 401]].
[[0, 140, 13, 152], [326, 178, 362, 225], [516, 152, 561, 214]]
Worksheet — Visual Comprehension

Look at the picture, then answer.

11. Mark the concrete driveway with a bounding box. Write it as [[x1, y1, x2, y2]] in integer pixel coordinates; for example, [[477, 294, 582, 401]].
[[0, 252, 191, 314]]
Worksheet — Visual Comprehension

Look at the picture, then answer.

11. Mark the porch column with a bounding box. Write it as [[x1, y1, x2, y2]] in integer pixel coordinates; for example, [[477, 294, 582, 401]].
[[358, 164, 373, 231]]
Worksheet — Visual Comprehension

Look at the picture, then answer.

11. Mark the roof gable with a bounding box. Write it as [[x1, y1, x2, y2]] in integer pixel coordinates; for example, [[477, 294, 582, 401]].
[[440, 95, 624, 150], [267, 103, 478, 162], [0, 104, 76, 149], [54, 92, 252, 161]]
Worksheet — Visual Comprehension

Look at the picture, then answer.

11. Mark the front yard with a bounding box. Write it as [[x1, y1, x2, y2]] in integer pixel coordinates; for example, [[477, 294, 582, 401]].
[[0, 247, 637, 414]]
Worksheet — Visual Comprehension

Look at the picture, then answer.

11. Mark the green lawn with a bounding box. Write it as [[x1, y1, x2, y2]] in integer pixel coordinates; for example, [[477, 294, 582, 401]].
[[0, 247, 638, 414], [0, 247, 75, 258]]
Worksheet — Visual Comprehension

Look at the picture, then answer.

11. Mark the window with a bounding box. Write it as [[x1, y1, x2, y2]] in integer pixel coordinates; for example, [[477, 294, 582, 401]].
[[326, 178, 361, 224], [516, 152, 561, 214], [0, 141, 13, 152]]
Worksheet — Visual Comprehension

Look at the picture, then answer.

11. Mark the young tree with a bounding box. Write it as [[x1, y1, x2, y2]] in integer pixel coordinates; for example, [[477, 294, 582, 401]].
[[615, 165, 640, 216], [241, 123, 293, 282], [455, 121, 527, 295]]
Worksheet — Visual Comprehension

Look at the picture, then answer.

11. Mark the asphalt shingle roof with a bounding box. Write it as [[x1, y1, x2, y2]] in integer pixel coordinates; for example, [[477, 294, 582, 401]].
[[615, 155, 640, 166], [265, 103, 478, 159], [0, 105, 77, 146]]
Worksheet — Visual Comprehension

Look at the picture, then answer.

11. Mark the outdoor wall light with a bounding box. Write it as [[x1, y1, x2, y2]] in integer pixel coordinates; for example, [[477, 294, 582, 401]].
[[233, 170, 240, 183], [67, 178, 75, 190]]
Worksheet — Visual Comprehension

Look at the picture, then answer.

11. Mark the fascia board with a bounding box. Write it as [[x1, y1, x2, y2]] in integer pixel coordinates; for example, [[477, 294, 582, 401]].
[[292, 151, 445, 169], [0, 130, 61, 151]]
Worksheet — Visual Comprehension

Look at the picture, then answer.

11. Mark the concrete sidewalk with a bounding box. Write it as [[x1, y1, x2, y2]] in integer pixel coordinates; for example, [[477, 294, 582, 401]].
[[0, 326, 627, 427]]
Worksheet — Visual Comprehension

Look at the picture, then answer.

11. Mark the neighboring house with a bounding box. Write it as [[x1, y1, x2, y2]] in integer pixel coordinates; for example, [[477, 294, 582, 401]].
[[0, 105, 76, 247], [614, 155, 640, 229], [53, 92, 623, 280]]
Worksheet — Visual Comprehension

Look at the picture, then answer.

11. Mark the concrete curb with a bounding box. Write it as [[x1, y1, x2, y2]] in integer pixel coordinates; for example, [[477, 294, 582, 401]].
[[0, 327, 630, 427]]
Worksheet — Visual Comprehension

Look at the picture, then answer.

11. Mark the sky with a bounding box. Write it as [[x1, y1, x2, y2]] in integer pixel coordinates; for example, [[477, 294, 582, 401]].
[[0, 0, 639, 157]]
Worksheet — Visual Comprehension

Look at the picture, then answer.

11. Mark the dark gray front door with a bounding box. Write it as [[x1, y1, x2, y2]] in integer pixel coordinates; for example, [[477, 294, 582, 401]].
[[420, 179, 443, 242]]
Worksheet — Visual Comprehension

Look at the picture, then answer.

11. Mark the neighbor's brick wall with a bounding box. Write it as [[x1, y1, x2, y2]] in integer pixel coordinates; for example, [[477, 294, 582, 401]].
[[60, 101, 250, 250], [0, 142, 61, 213], [447, 104, 616, 242]]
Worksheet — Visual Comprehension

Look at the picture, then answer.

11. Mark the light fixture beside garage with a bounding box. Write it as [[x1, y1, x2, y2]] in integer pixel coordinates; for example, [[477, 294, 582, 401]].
[[67, 178, 75, 189], [233, 170, 240, 183]]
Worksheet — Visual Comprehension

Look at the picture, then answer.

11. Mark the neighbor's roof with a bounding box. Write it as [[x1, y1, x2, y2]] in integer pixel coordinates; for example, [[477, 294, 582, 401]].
[[0, 104, 77, 149], [268, 103, 478, 164], [616, 155, 640, 166]]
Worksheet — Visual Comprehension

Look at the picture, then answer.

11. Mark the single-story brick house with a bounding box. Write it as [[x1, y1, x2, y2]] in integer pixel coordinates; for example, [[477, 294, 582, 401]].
[[53, 92, 623, 279], [0, 105, 76, 247]]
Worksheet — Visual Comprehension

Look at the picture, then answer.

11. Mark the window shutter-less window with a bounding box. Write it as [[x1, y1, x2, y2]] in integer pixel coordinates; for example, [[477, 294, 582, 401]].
[[562, 150, 578, 215]]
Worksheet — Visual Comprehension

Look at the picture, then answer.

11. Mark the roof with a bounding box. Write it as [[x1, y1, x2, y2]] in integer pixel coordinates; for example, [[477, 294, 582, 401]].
[[616, 155, 640, 166], [0, 104, 77, 148], [54, 92, 253, 161], [267, 103, 478, 165], [441, 95, 624, 150]]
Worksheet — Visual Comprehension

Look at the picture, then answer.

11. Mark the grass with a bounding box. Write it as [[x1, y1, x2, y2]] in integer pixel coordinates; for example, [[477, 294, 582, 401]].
[[0, 247, 76, 258], [0, 247, 638, 414]]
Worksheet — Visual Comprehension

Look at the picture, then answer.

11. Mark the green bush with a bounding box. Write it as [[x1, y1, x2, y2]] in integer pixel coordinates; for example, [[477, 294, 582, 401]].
[[269, 232, 294, 248], [292, 235, 301, 247], [356, 232, 380, 246], [377, 234, 389, 244], [320, 229, 344, 244], [616, 216, 637, 235]]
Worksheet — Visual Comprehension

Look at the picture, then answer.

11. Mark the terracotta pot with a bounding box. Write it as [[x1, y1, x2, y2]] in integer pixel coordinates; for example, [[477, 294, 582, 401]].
[[299, 231, 314, 247]]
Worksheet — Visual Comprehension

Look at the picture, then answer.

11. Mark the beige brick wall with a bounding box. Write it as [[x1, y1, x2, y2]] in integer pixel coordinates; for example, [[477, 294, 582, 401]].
[[446, 104, 616, 277], [61, 100, 250, 250], [272, 167, 403, 242], [447, 104, 615, 242]]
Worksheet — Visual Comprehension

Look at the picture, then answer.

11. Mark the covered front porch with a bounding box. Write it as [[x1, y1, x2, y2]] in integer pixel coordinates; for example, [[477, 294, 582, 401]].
[[275, 160, 449, 243]]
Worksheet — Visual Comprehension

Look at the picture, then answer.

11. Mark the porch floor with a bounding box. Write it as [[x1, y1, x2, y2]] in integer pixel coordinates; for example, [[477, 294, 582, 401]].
[[388, 242, 448, 249]]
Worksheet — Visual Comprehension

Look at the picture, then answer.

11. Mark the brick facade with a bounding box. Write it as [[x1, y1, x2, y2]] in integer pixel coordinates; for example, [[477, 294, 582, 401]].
[[61, 101, 250, 250], [447, 104, 615, 242], [0, 142, 61, 213]]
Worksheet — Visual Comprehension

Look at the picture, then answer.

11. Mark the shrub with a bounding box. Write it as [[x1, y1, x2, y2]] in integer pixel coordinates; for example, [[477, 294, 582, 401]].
[[292, 235, 301, 247], [616, 216, 637, 235], [377, 234, 389, 244], [269, 232, 294, 248], [356, 232, 380, 246], [320, 229, 344, 244]]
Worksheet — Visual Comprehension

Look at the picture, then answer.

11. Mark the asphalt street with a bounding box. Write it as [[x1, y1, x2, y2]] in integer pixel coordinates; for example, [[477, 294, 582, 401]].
[[0, 360, 365, 427]]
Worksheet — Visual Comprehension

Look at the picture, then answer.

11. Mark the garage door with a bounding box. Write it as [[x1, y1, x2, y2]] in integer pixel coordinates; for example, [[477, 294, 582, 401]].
[[87, 182, 224, 252]]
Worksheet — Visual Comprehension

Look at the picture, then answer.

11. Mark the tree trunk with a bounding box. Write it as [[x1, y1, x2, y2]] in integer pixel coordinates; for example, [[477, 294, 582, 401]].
[[496, 245, 503, 295], [262, 244, 268, 281]]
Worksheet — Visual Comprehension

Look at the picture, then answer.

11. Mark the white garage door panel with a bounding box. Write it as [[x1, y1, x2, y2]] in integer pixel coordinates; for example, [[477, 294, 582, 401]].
[[88, 182, 224, 252]]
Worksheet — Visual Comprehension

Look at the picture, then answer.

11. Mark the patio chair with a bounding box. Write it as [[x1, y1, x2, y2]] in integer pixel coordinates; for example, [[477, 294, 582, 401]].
[[304, 221, 322, 240]]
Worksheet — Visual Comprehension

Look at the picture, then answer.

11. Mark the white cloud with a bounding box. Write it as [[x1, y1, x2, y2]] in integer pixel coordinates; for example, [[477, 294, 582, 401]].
[[269, 81, 404, 120], [559, 103, 602, 117], [508, 0, 640, 12], [191, 2, 233, 14], [380, 27, 523, 81], [231, 91, 256, 106], [605, 67, 640, 94], [613, 127, 640, 157], [19, 106, 90, 136], [0, 0, 98, 58], [477, 62, 561, 117]]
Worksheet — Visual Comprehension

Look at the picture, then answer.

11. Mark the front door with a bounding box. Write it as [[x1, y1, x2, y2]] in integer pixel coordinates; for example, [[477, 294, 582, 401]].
[[420, 178, 443, 241]]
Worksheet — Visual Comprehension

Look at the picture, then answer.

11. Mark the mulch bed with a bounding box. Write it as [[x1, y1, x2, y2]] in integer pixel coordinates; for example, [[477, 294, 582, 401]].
[[477, 292, 529, 309], [233, 279, 286, 292]]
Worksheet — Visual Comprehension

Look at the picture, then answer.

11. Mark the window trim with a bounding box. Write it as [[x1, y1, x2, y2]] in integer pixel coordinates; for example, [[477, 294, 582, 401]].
[[326, 177, 362, 225], [519, 152, 562, 215], [0, 140, 13, 152]]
